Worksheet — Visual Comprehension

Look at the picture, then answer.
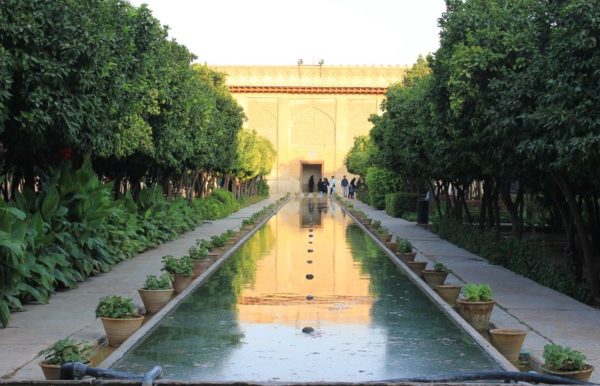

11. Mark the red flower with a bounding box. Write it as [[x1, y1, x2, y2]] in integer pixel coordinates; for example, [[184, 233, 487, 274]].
[[59, 146, 73, 161]]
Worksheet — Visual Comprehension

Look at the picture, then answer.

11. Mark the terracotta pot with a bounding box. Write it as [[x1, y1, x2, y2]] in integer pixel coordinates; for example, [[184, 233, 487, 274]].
[[434, 284, 462, 307], [386, 241, 398, 250], [406, 261, 427, 277], [362, 218, 372, 225], [398, 252, 417, 262], [40, 361, 90, 380], [173, 273, 193, 294], [541, 364, 594, 382], [138, 288, 174, 314], [379, 233, 392, 242], [100, 316, 144, 347], [489, 328, 528, 363], [207, 251, 220, 259], [192, 259, 212, 278], [456, 299, 495, 331], [422, 270, 449, 286], [39, 361, 60, 380]]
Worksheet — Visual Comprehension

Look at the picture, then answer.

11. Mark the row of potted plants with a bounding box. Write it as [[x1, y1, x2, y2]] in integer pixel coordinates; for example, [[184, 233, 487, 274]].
[[397, 239, 594, 380], [337, 197, 595, 381], [38, 195, 290, 380]]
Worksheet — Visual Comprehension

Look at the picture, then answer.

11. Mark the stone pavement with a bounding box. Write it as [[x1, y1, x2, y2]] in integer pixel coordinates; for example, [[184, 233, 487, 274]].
[[0, 195, 282, 380], [349, 198, 600, 383]]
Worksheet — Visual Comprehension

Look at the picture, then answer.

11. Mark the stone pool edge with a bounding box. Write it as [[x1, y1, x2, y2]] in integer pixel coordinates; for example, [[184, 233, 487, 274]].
[[336, 199, 517, 373], [98, 195, 291, 369]]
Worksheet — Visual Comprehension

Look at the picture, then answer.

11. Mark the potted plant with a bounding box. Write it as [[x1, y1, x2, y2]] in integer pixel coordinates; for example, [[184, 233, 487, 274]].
[[386, 236, 398, 251], [138, 274, 174, 314], [223, 229, 236, 245], [95, 295, 144, 347], [489, 328, 528, 363], [241, 218, 254, 229], [162, 255, 193, 294], [456, 284, 495, 332], [422, 262, 450, 286], [371, 220, 382, 231], [541, 344, 594, 381], [434, 284, 462, 307], [39, 338, 92, 380], [397, 239, 416, 261], [378, 229, 393, 243], [199, 239, 219, 258], [210, 234, 227, 248], [189, 245, 211, 278], [406, 260, 428, 277]]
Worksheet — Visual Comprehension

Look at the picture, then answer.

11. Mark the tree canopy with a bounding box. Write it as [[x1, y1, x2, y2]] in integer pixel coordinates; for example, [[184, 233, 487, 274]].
[[348, 0, 600, 299]]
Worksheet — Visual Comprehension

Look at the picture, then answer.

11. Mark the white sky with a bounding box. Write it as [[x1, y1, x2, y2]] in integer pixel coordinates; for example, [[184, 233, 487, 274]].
[[128, 0, 446, 66]]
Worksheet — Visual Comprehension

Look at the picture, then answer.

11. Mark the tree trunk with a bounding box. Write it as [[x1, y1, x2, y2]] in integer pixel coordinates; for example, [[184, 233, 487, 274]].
[[500, 180, 524, 238], [430, 180, 443, 217], [480, 179, 490, 232], [552, 172, 599, 298], [2, 175, 9, 202], [224, 174, 231, 193], [492, 182, 501, 233]]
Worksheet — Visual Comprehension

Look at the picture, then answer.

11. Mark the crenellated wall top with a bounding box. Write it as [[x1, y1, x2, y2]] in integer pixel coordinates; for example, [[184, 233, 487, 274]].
[[211, 65, 407, 88]]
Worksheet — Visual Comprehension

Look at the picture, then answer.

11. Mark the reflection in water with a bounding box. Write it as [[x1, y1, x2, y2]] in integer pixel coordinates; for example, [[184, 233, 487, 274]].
[[301, 197, 321, 227], [113, 199, 499, 381]]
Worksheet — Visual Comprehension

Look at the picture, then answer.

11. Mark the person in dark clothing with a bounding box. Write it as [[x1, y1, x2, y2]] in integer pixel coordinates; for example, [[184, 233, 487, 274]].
[[317, 177, 324, 197], [341, 175, 349, 197], [308, 175, 315, 193], [323, 178, 330, 196], [349, 177, 356, 199]]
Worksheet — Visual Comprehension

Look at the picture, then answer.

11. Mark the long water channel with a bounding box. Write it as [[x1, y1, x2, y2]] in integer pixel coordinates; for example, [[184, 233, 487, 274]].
[[112, 198, 500, 381]]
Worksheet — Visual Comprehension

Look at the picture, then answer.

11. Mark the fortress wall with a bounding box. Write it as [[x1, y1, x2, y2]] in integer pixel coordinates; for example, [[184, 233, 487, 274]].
[[213, 65, 406, 193]]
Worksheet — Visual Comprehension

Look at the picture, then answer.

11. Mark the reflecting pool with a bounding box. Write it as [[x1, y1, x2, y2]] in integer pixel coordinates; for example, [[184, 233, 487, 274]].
[[112, 198, 500, 381]]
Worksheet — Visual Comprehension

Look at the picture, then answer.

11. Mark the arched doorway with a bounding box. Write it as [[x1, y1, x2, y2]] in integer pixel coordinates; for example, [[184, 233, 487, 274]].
[[300, 162, 322, 193]]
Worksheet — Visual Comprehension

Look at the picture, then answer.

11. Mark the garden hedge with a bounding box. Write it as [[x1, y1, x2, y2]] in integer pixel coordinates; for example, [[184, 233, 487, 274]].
[[385, 192, 419, 217]]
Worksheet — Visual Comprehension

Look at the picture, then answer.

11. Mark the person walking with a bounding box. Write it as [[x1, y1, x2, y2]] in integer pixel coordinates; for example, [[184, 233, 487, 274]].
[[349, 177, 356, 199], [308, 175, 315, 193], [341, 175, 349, 197], [323, 178, 330, 197], [329, 175, 336, 196], [317, 177, 324, 197]]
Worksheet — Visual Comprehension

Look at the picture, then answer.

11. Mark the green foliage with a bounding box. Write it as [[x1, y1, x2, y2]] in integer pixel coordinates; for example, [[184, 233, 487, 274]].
[[95, 295, 137, 319], [210, 189, 239, 212], [434, 262, 449, 272], [370, 56, 434, 185], [39, 338, 93, 365], [397, 239, 413, 253], [161, 255, 193, 276], [344, 136, 376, 178], [143, 274, 172, 290], [197, 239, 213, 251], [462, 284, 493, 302], [210, 235, 227, 248], [365, 167, 403, 210], [256, 179, 270, 197], [0, 0, 275, 326], [433, 218, 590, 302], [188, 245, 209, 261], [385, 192, 419, 217], [543, 344, 587, 371], [0, 162, 255, 326]]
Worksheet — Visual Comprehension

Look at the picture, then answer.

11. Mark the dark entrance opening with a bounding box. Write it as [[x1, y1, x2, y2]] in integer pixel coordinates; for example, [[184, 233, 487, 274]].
[[300, 162, 322, 193]]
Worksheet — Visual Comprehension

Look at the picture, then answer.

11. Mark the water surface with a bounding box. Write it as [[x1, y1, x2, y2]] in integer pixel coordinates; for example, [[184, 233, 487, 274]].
[[113, 198, 499, 381]]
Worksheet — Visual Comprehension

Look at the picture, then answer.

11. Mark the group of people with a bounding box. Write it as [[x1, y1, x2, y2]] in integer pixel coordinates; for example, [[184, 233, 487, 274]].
[[307, 174, 356, 198]]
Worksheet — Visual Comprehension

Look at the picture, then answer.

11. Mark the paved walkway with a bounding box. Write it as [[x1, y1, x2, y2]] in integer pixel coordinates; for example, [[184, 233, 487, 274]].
[[349, 198, 600, 383], [0, 195, 282, 380], [4, 194, 599, 381]]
